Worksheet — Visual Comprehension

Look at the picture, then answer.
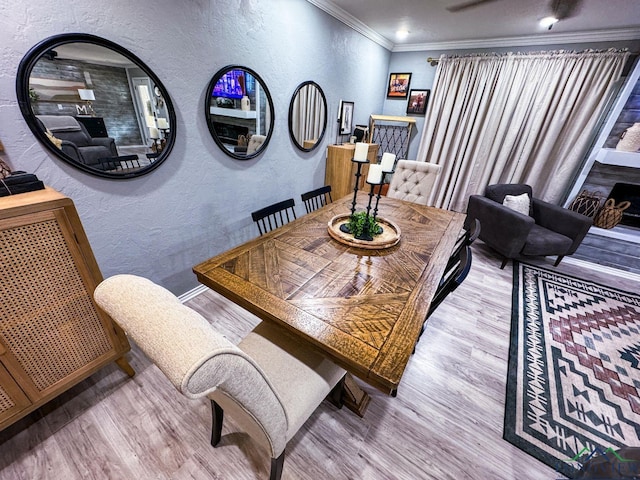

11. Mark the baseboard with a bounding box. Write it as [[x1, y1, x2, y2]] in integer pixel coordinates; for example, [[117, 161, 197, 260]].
[[178, 284, 209, 303], [563, 256, 640, 282]]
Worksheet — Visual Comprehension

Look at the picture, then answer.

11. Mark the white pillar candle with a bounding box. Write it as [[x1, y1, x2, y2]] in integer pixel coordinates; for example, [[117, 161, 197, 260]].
[[149, 127, 160, 139], [366, 164, 383, 184], [157, 118, 169, 129], [380, 152, 396, 173], [353, 142, 369, 162]]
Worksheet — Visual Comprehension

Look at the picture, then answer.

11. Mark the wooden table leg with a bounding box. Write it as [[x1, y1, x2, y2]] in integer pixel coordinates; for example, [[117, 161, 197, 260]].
[[342, 374, 371, 417]]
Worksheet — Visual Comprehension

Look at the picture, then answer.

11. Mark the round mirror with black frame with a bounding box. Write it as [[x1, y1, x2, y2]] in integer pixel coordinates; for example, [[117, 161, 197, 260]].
[[16, 33, 176, 179], [205, 65, 274, 160], [288, 81, 327, 152]]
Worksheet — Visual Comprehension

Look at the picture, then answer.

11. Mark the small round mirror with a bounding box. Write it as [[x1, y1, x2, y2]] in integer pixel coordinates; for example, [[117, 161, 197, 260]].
[[288, 81, 327, 152], [204, 66, 274, 160], [16, 33, 176, 179]]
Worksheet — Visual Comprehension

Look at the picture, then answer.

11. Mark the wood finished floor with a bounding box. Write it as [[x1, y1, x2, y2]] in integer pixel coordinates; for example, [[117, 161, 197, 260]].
[[1, 242, 638, 480]]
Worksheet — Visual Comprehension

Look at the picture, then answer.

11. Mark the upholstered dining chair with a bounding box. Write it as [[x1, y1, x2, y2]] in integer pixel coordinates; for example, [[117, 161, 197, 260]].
[[251, 199, 297, 235], [301, 185, 333, 214], [94, 274, 346, 480], [387, 160, 442, 206], [465, 183, 592, 269]]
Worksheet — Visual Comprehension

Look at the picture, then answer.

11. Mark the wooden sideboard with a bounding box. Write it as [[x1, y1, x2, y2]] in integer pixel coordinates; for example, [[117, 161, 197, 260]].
[[325, 143, 379, 200], [0, 187, 133, 430]]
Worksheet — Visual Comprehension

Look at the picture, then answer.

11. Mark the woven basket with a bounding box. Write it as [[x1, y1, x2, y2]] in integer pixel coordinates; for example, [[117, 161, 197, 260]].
[[0, 158, 11, 179], [593, 198, 631, 229], [568, 190, 603, 218]]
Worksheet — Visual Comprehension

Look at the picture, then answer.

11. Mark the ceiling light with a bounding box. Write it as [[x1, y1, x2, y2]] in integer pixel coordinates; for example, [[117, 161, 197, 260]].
[[539, 16, 559, 30], [396, 29, 409, 40]]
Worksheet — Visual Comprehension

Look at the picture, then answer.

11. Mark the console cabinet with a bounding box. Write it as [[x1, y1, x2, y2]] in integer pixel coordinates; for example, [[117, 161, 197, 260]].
[[325, 143, 379, 200], [0, 188, 133, 430]]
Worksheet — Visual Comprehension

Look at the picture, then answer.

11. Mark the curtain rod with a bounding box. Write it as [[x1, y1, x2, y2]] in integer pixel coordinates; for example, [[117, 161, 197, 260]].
[[427, 50, 638, 67]]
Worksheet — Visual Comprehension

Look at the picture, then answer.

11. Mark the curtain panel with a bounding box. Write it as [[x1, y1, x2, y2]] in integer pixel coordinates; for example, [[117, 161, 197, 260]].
[[417, 50, 629, 211], [291, 86, 324, 143]]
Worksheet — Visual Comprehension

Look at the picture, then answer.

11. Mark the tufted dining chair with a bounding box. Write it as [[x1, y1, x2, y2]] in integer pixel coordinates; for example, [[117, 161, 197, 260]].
[[94, 275, 346, 480], [387, 160, 442, 206]]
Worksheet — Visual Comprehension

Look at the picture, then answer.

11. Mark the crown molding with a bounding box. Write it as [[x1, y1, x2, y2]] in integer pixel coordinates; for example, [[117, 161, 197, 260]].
[[306, 1, 640, 53], [392, 27, 640, 52], [306, 0, 394, 51]]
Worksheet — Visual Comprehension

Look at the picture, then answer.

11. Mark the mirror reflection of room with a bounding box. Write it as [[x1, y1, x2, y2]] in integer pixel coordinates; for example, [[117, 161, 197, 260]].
[[208, 67, 272, 157], [289, 81, 327, 152], [28, 42, 170, 173]]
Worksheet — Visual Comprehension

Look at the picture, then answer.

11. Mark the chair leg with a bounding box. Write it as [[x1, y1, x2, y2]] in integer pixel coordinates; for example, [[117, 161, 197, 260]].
[[210, 400, 223, 447], [270, 451, 285, 480], [554, 255, 564, 266], [500, 257, 509, 269]]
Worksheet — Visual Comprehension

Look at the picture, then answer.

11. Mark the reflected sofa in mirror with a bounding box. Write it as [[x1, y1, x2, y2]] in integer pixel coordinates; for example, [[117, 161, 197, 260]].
[[205, 65, 274, 160], [16, 33, 176, 179], [288, 81, 327, 152]]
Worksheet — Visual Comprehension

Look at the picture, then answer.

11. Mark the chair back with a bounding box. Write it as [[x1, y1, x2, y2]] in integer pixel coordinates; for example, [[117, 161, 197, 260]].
[[251, 198, 297, 235], [247, 134, 267, 155], [387, 160, 442, 205], [427, 245, 473, 319], [485, 183, 532, 204], [94, 274, 289, 455], [301, 185, 333, 214]]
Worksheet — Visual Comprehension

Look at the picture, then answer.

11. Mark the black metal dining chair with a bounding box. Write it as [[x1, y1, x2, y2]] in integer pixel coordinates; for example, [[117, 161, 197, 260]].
[[414, 219, 480, 351], [251, 199, 297, 236], [301, 185, 333, 214]]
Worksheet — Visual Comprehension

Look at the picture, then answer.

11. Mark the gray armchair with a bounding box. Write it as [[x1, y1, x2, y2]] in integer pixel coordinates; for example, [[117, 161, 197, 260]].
[[465, 184, 592, 269], [36, 115, 118, 170]]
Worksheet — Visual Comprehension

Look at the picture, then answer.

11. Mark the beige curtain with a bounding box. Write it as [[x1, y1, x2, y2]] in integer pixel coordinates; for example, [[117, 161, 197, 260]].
[[417, 50, 629, 211], [291, 85, 325, 143]]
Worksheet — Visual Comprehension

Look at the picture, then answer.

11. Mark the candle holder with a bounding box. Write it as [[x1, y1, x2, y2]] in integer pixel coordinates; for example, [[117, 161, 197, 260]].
[[348, 157, 368, 216], [372, 171, 391, 223]]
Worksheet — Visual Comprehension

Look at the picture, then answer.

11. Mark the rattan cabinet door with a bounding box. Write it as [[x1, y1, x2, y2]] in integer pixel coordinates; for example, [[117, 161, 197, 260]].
[[0, 361, 31, 426], [0, 208, 119, 403]]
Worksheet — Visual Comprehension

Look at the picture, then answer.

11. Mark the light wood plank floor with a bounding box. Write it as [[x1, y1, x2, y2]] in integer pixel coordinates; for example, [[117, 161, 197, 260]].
[[1, 242, 638, 479]]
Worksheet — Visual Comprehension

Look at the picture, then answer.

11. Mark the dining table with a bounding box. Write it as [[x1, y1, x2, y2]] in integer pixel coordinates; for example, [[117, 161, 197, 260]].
[[193, 192, 466, 415]]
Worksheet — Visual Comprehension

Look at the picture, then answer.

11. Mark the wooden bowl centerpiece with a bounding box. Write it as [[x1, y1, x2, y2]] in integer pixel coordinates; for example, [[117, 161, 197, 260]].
[[328, 211, 401, 250]]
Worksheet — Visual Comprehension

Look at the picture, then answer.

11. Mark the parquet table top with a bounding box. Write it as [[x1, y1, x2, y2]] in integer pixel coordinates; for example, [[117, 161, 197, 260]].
[[193, 193, 466, 394]]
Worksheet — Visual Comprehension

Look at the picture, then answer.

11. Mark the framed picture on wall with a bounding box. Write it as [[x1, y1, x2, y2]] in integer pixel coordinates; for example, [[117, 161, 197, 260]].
[[339, 101, 354, 135], [406, 89, 430, 115], [387, 72, 412, 98]]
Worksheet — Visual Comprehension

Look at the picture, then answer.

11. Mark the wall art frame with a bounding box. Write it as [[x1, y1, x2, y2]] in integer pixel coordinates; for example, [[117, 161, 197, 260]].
[[387, 72, 412, 98], [406, 89, 430, 115]]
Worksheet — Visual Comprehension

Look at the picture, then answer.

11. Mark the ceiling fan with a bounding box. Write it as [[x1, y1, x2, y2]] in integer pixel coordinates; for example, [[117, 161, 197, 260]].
[[447, 0, 583, 19]]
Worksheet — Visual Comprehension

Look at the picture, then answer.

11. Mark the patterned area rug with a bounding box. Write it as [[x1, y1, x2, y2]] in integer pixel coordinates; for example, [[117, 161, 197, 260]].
[[504, 262, 640, 478]]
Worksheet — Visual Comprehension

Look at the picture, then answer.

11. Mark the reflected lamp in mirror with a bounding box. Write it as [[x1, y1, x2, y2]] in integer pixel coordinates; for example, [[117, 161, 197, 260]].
[[288, 81, 327, 152], [205, 65, 275, 160], [16, 33, 176, 179]]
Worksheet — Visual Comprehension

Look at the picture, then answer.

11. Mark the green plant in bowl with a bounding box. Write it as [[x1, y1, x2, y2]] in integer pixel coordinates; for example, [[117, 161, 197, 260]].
[[341, 211, 382, 241]]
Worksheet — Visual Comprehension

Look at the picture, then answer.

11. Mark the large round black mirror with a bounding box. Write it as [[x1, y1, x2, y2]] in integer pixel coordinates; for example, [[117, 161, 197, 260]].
[[16, 33, 176, 179], [205, 65, 274, 160], [288, 81, 327, 152]]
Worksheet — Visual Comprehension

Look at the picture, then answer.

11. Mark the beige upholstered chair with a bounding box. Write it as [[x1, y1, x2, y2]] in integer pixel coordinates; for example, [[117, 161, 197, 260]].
[[247, 134, 267, 155], [387, 160, 442, 206], [94, 275, 346, 480]]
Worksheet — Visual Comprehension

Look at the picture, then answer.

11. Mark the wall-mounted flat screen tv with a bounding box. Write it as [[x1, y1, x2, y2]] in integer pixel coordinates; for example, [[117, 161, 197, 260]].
[[213, 70, 255, 99]]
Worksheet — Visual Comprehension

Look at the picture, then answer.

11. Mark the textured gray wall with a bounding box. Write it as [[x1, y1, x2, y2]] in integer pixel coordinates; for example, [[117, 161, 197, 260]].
[[0, 0, 391, 294]]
